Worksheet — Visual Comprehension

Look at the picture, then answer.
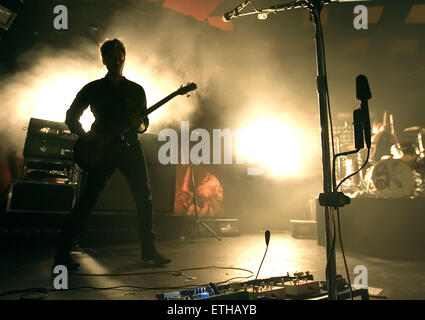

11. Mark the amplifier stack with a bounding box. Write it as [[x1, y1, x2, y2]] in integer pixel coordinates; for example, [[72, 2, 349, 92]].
[[7, 118, 80, 213]]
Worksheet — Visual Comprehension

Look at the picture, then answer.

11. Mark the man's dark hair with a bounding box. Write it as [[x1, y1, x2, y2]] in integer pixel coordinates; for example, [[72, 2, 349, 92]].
[[100, 39, 126, 59]]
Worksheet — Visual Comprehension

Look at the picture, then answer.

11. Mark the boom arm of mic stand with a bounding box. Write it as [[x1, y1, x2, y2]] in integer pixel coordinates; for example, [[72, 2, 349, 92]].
[[223, 0, 345, 22], [227, 0, 350, 21], [223, 1, 310, 21]]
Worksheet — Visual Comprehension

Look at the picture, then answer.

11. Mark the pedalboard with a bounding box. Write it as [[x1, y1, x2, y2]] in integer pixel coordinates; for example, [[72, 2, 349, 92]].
[[156, 271, 327, 300]]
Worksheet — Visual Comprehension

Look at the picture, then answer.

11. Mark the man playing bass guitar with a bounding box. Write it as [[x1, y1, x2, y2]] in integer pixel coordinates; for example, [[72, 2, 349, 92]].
[[54, 39, 171, 269]]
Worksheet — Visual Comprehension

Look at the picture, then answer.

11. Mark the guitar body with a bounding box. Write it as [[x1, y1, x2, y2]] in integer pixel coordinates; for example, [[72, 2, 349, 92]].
[[73, 132, 109, 172]]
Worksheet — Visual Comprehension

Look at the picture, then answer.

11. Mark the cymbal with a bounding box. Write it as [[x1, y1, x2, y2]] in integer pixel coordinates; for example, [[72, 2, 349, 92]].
[[404, 126, 425, 133]]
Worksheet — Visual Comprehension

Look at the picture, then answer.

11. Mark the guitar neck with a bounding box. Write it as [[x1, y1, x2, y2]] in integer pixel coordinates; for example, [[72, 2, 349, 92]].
[[140, 91, 179, 118]]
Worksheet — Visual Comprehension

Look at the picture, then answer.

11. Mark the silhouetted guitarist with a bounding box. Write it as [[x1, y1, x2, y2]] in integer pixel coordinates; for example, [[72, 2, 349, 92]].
[[54, 39, 171, 269]]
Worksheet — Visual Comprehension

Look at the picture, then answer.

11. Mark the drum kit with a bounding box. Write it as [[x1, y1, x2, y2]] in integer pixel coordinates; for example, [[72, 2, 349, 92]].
[[337, 114, 425, 199]]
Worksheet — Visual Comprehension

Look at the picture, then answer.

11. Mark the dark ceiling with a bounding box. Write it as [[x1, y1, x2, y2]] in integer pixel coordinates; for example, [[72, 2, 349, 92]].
[[0, 0, 424, 131], [1, 0, 424, 68]]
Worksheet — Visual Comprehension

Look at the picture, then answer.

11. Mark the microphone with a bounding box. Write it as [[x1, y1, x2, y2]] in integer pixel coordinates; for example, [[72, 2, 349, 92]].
[[356, 74, 372, 101], [353, 108, 364, 150], [356, 75, 372, 148], [265, 230, 270, 246], [223, 1, 250, 22], [254, 230, 271, 284]]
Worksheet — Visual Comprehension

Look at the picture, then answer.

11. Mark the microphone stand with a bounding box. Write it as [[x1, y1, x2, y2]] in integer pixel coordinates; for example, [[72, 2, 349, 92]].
[[188, 163, 222, 242], [310, 1, 338, 300], [223, 0, 339, 299]]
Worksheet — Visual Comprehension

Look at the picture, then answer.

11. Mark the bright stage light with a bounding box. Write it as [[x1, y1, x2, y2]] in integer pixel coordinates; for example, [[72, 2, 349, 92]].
[[257, 13, 269, 20], [27, 73, 100, 132], [236, 117, 302, 178], [18, 58, 174, 133]]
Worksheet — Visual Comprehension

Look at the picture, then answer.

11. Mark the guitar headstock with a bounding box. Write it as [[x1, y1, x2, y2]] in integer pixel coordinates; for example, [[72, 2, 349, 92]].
[[177, 82, 197, 96]]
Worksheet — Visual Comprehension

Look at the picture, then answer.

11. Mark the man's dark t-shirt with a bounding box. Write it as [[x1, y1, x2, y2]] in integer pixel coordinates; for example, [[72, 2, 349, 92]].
[[65, 76, 149, 137]]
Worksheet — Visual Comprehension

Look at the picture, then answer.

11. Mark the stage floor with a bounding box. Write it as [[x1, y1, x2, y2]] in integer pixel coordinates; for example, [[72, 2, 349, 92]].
[[1, 232, 424, 300]]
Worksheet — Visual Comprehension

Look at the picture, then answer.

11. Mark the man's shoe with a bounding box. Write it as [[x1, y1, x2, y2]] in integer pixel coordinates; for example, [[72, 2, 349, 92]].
[[54, 253, 80, 270], [71, 238, 83, 252], [142, 248, 171, 265]]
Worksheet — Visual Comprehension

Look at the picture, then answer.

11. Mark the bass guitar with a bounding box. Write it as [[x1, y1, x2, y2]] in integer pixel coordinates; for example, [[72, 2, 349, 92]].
[[73, 82, 197, 171]]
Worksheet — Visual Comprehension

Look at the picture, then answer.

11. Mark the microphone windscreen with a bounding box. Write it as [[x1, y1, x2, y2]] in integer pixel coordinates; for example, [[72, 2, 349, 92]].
[[356, 75, 372, 101], [265, 230, 270, 246]]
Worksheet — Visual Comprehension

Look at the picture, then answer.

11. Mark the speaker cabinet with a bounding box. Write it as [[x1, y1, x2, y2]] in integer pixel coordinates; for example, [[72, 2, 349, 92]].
[[314, 197, 425, 259], [6, 180, 77, 213]]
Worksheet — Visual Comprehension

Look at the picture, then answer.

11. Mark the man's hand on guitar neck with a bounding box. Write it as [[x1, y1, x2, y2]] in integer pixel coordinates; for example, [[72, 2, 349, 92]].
[[138, 121, 147, 133], [129, 112, 149, 134]]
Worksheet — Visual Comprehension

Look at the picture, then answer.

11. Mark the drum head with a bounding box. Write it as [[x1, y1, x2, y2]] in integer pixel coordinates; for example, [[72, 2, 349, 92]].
[[371, 159, 414, 198]]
